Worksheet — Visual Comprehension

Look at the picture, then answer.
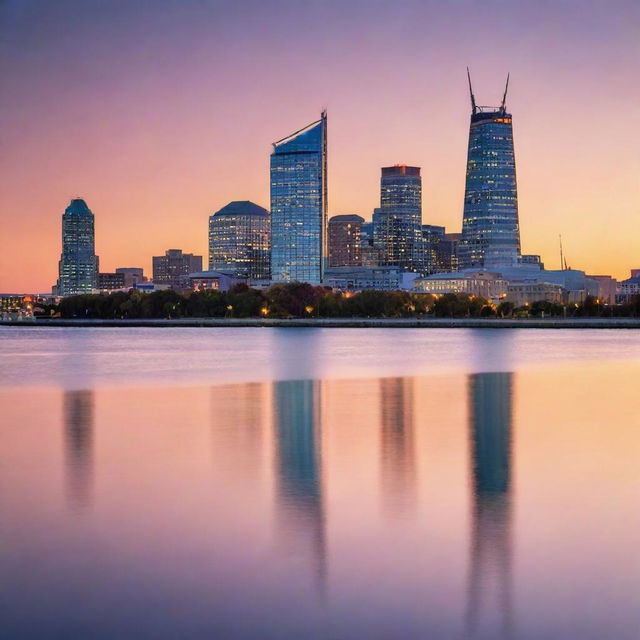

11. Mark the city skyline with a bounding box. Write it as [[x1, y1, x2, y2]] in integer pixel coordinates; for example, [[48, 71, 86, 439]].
[[1, 0, 638, 292]]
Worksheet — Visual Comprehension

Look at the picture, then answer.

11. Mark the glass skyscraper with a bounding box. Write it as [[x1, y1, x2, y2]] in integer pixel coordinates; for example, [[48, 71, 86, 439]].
[[373, 165, 423, 273], [57, 198, 98, 296], [459, 73, 520, 270], [209, 200, 271, 280], [270, 111, 327, 284]]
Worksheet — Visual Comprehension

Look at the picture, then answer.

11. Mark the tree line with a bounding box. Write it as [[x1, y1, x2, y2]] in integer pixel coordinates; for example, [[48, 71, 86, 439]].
[[52, 284, 640, 319]]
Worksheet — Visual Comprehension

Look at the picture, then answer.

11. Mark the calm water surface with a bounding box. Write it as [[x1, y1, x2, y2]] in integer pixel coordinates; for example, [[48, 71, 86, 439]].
[[1, 327, 639, 639]]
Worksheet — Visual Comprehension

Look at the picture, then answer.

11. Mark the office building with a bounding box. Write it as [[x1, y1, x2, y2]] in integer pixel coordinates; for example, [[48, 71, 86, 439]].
[[436, 232, 461, 273], [115, 267, 146, 289], [587, 275, 617, 305], [459, 72, 521, 269], [152, 249, 203, 290], [57, 198, 99, 296], [421, 225, 445, 275], [328, 214, 363, 267], [359, 221, 379, 266], [374, 166, 422, 273], [271, 111, 327, 284], [97, 272, 125, 292], [324, 266, 419, 292], [189, 270, 243, 293], [506, 281, 564, 307], [414, 270, 508, 301], [208, 201, 270, 280], [617, 271, 640, 303]]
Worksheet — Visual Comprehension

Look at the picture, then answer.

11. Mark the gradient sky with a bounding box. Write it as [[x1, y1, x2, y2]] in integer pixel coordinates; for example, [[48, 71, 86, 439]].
[[0, 0, 638, 292]]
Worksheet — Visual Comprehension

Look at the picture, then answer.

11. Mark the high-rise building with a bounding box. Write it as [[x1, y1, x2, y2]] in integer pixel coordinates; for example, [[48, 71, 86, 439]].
[[328, 214, 363, 267], [57, 198, 99, 296], [115, 267, 146, 289], [208, 201, 271, 280], [373, 166, 423, 273], [437, 232, 461, 272], [152, 249, 203, 290], [421, 224, 445, 275], [359, 221, 380, 267], [459, 71, 520, 269], [270, 111, 327, 284]]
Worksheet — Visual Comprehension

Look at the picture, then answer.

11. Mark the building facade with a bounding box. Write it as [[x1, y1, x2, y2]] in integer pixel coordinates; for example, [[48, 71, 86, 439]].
[[324, 266, 419, 292], [270, 111, 327, 284], [57, 198, 99, 296], [208, 201, 270, 280], [328, 214, 363, 267], [373, 166, 422, 273], [189, 270, 242, 293], [152, 249, 203, 290], [115, 267, 145, 289], [436, 232, 460, 273], [459, 73, 521, 269], [414, 271, 508, 302], [97, 272, 125, 292], [506, 281, 564, 307]]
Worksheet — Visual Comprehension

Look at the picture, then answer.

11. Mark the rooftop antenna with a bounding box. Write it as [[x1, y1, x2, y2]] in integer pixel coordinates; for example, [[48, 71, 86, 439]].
[[467, 67, 477, 114], [500, 73, 510, 113]]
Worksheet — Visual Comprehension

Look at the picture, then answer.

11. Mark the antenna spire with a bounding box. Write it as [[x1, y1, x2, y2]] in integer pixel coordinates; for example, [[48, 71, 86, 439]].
[[500, 73, 510, 113], [467, 67, 477, 114]]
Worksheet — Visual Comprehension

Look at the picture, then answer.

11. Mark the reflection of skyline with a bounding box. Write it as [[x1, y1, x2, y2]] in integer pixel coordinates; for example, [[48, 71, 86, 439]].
[[63, 389, 94, 513], [273, 379, 326, 596], [465, 372, 514, 640], [379, 377, 416, 515]]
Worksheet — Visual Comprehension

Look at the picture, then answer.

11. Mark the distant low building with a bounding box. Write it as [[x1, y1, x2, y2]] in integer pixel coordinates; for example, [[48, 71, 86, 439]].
[[133, 282, 170, 293], [414, 271, 508, 302], [152, 249, 203, 290], [189, 270, 243, 293], [506, 281, 564, 307], [588, 275, 617, 305], [116, 267, 146, 289], [324, 266, 418, 292], [97, 272, 125, 292], [617, 271, 640, 303]]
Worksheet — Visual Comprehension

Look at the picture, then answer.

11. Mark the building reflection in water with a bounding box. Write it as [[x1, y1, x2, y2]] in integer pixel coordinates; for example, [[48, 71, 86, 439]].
[[379, 377, 416, 515], [273, 380, 326, 596], [465, 372, 514, 639], [63, 389, 95, 513]]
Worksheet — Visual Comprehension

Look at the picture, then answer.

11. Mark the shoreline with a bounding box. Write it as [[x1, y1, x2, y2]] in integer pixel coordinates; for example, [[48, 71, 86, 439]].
[[2, 317, 640, 329]]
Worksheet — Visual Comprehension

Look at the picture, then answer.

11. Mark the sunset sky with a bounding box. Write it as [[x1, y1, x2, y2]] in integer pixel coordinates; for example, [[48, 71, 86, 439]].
[[0, 0, 638, 292]]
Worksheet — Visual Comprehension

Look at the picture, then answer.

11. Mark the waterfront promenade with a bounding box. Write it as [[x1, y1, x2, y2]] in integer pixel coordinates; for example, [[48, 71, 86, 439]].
[[3, 317, 640, 329]]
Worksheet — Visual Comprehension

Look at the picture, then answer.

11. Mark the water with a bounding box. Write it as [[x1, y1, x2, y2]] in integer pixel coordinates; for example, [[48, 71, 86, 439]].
[[1, 327, 639, 639]]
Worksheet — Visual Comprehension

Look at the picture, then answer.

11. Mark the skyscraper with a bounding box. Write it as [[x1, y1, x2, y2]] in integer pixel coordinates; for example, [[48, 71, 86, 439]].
[[459, 71, 520, 270], [270, 111, 327, 285], [328, 214, 363, 267], [208, 200, 271, 280], [373, 166, 423, 273], [57, 198, 99, 296]]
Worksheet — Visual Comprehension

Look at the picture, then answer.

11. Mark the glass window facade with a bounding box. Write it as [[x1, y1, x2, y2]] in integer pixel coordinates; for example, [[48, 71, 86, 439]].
[[373, 166, 424, 274], [459, 109, 520, 269], [270, 112, 327, 285], [208, 201, 270, 280], [58, 199, 98, 296]]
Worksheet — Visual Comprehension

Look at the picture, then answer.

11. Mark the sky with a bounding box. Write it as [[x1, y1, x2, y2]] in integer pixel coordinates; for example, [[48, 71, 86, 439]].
[[0, 0, 638, 292]]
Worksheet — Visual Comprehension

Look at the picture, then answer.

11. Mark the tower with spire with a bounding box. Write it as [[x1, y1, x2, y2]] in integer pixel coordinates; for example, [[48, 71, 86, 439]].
[[458, 70, 521, 270]]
